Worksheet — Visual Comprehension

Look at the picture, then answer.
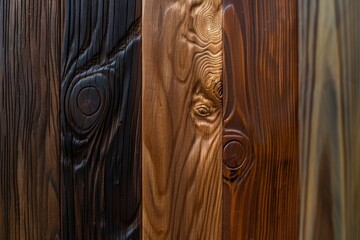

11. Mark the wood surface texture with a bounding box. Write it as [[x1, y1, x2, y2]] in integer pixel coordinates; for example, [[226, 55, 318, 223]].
[[5, 0, 360, 239], [0, 0, 64, 239], [61, 0, 142, 239], [142, 0, 223, 239], [222, 1, 299, 239], [299, 0, 360, 239]]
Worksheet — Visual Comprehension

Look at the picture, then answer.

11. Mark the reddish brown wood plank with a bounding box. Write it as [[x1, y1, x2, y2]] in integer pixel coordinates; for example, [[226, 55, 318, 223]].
[[222, 1, 299, 239]]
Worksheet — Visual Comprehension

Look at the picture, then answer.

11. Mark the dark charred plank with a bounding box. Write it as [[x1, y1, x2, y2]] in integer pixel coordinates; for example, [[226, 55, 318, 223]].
[[61, 0, 142, 239], [0, 0, 64, 239]]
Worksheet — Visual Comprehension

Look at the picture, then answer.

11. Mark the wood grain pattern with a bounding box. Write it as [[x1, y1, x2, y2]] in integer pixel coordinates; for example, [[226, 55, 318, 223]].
[[0, 0, 64, 239], [299, 0, 360, 239], [222, 1, 299, 239], [61, 0, 142, 239], [142, 0, 222, 239]]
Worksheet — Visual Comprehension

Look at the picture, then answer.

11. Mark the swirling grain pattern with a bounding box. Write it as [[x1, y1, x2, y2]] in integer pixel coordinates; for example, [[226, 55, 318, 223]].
[[142, 0, 222, 239], [61, 0, 142, 239], [299, 0, 360, 239], [222, 0, 299, 239], [0, 0, 64, 239]]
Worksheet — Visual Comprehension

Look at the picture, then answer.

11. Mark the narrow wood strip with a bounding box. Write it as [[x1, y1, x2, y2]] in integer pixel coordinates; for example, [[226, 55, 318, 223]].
[[222, 0, 299, 239], [0, 0, 64, 239], [61, 0, 142, 238], [299, 0, 360, 239], [142, 0, 223, 239]]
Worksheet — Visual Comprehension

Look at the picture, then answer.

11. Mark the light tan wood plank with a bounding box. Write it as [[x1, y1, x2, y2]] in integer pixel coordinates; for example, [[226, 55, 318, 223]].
[[299, 0, 360, 239]]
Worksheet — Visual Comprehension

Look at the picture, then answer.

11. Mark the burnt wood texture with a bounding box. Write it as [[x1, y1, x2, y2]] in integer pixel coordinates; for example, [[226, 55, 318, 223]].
[[299, 0, 360, 239], [142, 0, 223, 239], [61, 0, 142, 239], [222, 1, 299, 239], [0, 0, 64, 239]]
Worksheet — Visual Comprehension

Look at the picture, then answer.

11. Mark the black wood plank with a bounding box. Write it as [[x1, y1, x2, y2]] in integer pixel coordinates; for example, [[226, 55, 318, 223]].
[[61, 0, 142, 239]]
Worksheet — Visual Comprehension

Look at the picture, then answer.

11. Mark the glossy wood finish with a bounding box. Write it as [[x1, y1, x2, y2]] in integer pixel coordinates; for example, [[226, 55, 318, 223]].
[[61, 0, 142, 239], [0, 0, 64, 239], [222, 1, 299, 239], [299, 0, 360, 239], [142, 0, 223, 239]]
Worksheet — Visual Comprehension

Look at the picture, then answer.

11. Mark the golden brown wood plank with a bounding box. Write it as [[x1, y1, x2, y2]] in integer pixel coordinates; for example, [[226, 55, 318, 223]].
[[222, 1, 299, 239], [142, 0, 222, 239], [0, 0, 64, 239], [299, 0, 360, 239]]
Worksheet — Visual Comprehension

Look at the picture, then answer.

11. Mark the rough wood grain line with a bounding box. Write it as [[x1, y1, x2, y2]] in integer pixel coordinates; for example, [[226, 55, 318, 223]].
[[61, 0, 142, 239], [222, 0, 299, 239], [142, 0, 222, 239], [0, 0, 64, 239], [299, 0, 360, 239]]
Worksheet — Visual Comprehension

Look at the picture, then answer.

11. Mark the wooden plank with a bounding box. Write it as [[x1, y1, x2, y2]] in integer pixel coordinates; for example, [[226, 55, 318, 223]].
[[0, 0, 63, 239], [299, 0, 360, 239], [142, 0, 223, 239], [61, 0, 142, 239], [222, 1, 299, 239]]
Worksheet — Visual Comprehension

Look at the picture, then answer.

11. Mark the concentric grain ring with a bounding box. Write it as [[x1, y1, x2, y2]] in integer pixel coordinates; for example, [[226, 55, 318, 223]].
[[65, 73, 110, 135]]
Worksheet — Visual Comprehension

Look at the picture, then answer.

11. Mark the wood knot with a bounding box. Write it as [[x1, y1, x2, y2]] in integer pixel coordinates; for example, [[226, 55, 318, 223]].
[[190, 83, 222, 133], [65, 73, 110, 136], [223, 131, 254, 182]]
